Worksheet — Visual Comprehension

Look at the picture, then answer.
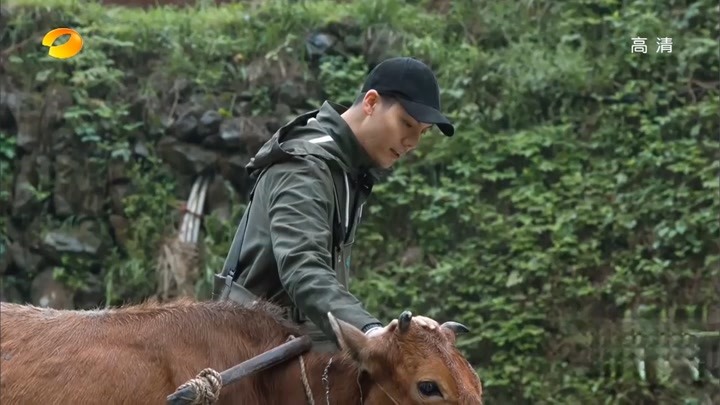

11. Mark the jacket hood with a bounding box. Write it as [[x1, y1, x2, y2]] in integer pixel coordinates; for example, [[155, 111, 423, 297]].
[[246, 101, 391, 182]]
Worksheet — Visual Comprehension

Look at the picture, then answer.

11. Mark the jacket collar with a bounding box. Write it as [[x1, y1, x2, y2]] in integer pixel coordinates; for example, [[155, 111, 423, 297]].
[[315, 101, 391, 182]]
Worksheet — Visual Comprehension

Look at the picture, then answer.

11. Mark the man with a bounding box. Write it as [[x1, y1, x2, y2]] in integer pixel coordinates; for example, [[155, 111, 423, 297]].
[[214, 56, 455, 351]]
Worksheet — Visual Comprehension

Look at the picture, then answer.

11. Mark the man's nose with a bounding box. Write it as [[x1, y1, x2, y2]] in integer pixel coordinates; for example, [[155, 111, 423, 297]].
[[402, 135, 420, 151]]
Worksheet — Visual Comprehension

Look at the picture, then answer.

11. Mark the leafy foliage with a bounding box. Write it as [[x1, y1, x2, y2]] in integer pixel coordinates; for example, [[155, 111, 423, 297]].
[[0, 133, 16, 262], [2, 0, 718, 402]]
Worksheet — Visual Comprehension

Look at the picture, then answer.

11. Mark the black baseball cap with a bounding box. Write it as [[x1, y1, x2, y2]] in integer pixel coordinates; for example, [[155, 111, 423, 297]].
[[360, 57, 454, 137]]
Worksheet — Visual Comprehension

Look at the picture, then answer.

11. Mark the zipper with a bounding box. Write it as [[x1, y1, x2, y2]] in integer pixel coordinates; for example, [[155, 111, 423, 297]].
[[343, 172, 350, 230]]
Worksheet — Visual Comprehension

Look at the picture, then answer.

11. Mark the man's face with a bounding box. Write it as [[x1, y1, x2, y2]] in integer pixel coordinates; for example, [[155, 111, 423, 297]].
[[356, 91, 433, 169]]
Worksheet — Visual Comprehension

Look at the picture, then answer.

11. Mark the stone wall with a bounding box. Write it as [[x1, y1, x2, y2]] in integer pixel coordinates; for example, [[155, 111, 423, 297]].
[[0, 1, 400, 308]]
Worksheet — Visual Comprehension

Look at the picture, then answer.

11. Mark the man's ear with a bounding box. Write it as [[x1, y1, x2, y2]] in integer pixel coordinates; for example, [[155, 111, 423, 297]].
[[327, 312, 369, 361], [362, 90, 380, 116]]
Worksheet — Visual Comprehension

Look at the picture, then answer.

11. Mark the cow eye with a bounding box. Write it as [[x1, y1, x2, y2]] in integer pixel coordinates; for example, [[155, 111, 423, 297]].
[[417, 381, 442, 397]]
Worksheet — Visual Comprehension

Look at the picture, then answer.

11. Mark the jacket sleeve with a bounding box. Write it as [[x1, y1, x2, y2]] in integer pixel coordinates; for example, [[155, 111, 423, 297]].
[[264, 155, 382, 339]]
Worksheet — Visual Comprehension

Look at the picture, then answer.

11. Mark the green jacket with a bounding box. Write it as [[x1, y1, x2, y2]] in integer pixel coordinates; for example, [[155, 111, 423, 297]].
[[216, 101, 386, 342]]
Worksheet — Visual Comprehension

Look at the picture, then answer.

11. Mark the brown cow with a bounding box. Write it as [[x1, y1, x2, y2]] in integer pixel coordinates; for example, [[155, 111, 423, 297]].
[[0, 298, 483, 404]]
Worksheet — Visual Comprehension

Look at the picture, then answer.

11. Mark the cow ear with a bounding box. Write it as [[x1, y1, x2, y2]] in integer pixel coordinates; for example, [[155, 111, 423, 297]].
[[327, 312, 368, 361]]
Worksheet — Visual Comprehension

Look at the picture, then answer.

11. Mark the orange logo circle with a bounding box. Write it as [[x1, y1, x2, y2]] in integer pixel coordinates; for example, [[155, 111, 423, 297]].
[[42, 28, 83, 59]]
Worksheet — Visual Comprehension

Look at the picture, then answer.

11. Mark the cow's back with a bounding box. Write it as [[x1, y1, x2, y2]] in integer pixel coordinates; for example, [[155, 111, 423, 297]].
[[0, 302, 173, 405]]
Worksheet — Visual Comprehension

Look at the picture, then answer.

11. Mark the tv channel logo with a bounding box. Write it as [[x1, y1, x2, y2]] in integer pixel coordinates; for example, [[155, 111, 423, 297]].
[[42, 28, 83, 59]]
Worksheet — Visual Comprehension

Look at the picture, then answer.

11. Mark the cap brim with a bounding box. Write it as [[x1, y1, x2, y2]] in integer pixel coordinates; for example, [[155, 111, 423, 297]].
[[397, 98, 455, 137]]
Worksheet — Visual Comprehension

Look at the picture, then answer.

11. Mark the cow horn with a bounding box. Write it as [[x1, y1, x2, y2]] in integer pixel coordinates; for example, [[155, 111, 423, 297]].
[[441, 321, 470, 335], [398, 311, 412, 334]]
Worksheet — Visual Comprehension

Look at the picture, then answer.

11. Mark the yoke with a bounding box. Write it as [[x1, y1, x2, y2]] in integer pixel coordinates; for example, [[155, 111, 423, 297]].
[[166, 334, 312, 405]]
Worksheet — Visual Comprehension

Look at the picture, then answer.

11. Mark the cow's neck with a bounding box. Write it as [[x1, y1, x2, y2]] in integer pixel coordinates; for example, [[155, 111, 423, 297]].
[[302, 353, 393, 405]]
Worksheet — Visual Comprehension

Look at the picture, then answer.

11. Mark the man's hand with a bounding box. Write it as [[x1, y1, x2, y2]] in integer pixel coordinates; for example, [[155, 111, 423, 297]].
[[364, 315, 441, 338], [411, 315, 441, 330]]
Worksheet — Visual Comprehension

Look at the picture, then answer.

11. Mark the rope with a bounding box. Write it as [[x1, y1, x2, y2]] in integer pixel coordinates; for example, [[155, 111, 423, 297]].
[[288, 335, 315, 405], [175, 368, 223, 405], [322, 357, 334, 405]]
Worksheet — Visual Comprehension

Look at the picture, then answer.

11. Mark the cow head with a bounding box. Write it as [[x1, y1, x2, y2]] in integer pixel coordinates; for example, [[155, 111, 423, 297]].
[[327, 311, 483, 404]]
